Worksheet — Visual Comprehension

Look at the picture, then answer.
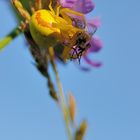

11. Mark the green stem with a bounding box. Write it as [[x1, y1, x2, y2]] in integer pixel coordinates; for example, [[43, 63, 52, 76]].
[[0, 27, 21, 50], [50, 59, 73, 140]]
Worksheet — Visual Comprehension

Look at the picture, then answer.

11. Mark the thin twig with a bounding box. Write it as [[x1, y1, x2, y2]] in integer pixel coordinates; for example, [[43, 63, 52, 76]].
[[50, 59, 73, 140]]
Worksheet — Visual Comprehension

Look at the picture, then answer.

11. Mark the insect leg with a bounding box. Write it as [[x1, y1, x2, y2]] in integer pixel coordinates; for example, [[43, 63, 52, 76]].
[[70, 47, 77, 59], [59, 8, 73, 25], [12, 0, 31, 21], [56, 5, 61, 16], [60, 8, 86, 28], [48, 0, 55, 15]]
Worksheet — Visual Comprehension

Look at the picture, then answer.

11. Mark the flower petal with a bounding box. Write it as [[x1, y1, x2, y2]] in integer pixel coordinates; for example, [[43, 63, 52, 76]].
[[78, 66, 91, 71], [59, 0, 77, 8], [83, 56, 102, 67], [74, 0, 95, 14], [60, 0, 95, 14], [89, 37, 103, 52]]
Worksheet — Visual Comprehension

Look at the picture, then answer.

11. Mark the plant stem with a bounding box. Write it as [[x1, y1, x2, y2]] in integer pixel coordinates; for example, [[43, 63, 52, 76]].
[[50, 59, 73, 140], [0, 27, 21, 50]]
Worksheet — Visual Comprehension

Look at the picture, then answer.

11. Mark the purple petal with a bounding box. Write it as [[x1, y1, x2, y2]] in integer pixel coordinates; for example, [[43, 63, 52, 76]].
[[78, 66, 91, 71], [59, 0, 77, 8], [73, 0, 95, 14], [60, 0, 95, 14], [89, 37, 103, 52], [83, 56, 102, 67]]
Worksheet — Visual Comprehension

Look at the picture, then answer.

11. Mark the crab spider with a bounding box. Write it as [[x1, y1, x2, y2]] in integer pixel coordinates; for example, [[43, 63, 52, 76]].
[[12, 0, 91, 61]]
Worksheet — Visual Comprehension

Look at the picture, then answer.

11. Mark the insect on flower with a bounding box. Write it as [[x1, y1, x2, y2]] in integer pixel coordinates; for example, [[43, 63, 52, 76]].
[[67, 17, 97, 63], [12, 0, 94, 62], [69, 31, 90, 63]]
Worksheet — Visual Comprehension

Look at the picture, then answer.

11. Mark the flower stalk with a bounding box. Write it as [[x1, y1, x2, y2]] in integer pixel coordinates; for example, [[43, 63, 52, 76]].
[[50, 55, 73, 140]]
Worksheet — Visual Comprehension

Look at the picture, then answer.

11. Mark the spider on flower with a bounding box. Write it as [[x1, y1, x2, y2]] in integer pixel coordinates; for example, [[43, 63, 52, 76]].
[[12, 0, 95, 62]]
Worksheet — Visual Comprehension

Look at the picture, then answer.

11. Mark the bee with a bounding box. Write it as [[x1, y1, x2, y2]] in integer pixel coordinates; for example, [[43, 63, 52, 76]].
[[69, 24, 97, 63], [54, 30, 92, 63], [69, 31, 91, 62]]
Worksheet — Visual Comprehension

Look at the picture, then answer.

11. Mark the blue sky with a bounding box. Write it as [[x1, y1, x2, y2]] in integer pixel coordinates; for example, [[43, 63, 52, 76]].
[[0, 0, 140, 140]]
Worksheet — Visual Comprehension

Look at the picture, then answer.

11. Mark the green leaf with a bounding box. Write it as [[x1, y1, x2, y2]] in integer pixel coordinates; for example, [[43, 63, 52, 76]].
[[0, 27, 21, 50]]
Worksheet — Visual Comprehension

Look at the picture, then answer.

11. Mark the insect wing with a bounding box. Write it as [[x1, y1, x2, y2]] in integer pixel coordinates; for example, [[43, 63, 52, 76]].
[[86, 24, 97, 36]]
